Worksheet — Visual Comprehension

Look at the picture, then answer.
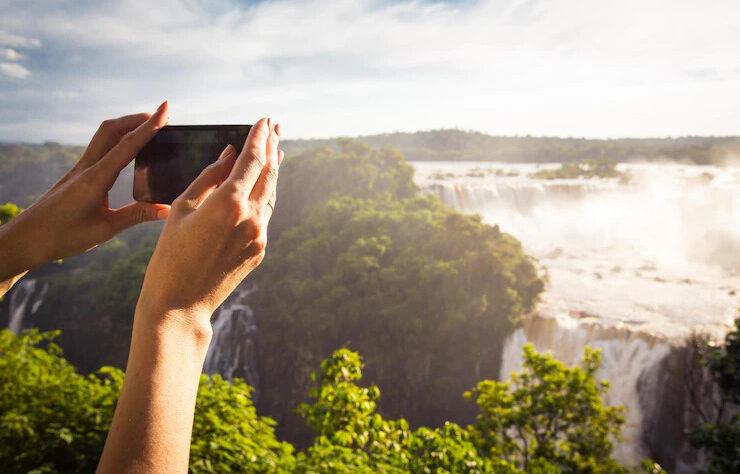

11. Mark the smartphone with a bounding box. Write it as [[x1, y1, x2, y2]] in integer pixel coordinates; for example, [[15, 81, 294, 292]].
[[133, 125, 251, 204]]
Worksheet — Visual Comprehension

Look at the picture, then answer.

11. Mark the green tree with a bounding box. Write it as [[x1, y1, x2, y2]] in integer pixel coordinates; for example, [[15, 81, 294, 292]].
[[31, 235, 158, 371], [0, 329, 293, 473], [297, 348, 495, 474], [0, 329, 120, 473], [0, 201, 21, 225], [255, 194, 544, 442], [464, 344, 626, 473], [269, 140, 418, 238], [191, 375, 295, 473], [688, 318, 740, 474]]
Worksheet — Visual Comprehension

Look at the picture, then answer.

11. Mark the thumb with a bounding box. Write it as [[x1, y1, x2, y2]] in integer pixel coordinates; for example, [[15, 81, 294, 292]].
[[107, 201, 170, 235]]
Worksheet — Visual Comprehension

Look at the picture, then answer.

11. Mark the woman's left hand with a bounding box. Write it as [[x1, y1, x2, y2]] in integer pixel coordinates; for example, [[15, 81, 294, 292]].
[[0, 101, 172, 283]]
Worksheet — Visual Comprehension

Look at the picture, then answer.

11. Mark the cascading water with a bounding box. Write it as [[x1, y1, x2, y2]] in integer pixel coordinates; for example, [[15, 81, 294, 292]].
[[8, 278, 48, 334], [414, 161, 740, 471], [499, 315, 672, 465], [203, 283, 260, 393]]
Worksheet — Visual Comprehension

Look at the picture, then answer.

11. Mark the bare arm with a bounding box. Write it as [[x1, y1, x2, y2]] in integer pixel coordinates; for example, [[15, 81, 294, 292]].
[[97, 118, 282, 472]]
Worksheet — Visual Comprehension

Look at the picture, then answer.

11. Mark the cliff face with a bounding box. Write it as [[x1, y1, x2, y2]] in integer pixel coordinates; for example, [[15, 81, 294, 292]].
[[638, 344, 698, 473]]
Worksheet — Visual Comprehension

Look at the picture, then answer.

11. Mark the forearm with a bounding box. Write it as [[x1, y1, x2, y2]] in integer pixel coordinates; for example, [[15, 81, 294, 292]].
[[0, 219, 38, 296], [0, 210, 52, 284], [97, 304, 212, 473]]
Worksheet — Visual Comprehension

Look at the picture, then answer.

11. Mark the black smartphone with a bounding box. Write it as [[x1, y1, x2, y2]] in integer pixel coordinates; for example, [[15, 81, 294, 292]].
[[133, 125, 251, 204]]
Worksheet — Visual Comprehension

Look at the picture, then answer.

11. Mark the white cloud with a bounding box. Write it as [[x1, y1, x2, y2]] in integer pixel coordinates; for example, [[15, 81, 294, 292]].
[[0, 48, 23, 61], [1, 0, 740, 142], [0, 30, 41, 49], [0, 62, 30, 79]]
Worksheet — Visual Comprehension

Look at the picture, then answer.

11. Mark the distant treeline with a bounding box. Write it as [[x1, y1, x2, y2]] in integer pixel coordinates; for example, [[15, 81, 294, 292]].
[[0, 142, 86, 206], [281, 130, 740, 164]]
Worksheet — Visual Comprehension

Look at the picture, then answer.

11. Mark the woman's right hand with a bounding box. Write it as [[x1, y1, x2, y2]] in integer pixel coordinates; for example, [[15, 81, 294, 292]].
[[136, 117, 283, 333]]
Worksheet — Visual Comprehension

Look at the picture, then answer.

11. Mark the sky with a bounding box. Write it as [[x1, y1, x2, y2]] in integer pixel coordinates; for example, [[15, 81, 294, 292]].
[[1, 0, 740, 144]]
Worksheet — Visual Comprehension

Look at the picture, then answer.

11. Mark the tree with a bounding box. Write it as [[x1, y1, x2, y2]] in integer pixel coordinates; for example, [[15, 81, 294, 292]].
[[688, 318, 740, 474], [4, 329, 667, 473], [190, 375, 295, 473], [269, 139, 418, 239], [297, 348, 495, 474], [0, 329, 119, 473], [464, 344, 626, 473], [0, 329, 293, 473], [255, 194, 544, 443], [0, 201, 21, 226], [30, 235, 159, 371]]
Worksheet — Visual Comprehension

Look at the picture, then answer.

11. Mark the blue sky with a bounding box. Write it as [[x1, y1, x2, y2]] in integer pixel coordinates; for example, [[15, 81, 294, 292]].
[[1, 0, 740, 144]]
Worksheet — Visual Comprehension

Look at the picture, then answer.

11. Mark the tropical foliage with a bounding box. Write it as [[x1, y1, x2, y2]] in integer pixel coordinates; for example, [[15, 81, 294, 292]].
[[2, 329, 653, 473], [465, 344, 626, 473], [0, 329, 294, 473], [529, 160, 629, 182], [0, 142, 84, 206], [0, 202, 22, 225], [255, 194, 543, 442], [688, 318, 740, 474]]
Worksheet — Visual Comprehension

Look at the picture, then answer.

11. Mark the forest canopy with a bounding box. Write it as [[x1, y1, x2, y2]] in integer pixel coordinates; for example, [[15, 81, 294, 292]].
[[251, 142, 543, 443]]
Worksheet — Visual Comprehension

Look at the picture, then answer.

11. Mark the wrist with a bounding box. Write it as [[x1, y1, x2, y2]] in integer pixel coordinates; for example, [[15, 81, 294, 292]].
[[0, 211, 51, 281], [134, 297, 214, 350], [0, 220, 35, 281]]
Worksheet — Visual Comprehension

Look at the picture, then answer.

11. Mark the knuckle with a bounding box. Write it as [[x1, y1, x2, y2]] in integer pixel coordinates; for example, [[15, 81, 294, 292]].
[[244, 214, 261, 231], [98, 119, 115, 135], [251, 235, 267, 253], [217, 192, 247, 225], [248, 144, 267, 166], [241, 216, 262, 241], [171, 196, 191, 213], [222, 191, 245, 211], [216, 181, 239, 195], [264, 164, 279, 182]]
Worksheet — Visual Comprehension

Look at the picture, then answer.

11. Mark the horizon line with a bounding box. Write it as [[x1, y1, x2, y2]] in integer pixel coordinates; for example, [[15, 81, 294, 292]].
[[3, 128, 740, 148]]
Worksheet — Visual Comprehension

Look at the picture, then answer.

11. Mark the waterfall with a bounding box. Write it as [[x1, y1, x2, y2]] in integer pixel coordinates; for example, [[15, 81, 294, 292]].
[[8, 278, 48, 334], [203, 283, 260, 393], [414, 161, 740, 472], [499, 314, 675, 468]]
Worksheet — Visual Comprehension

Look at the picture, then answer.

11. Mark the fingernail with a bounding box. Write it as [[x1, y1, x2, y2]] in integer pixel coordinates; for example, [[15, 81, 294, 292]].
[[157, 100, 168, 112], [275, 123, 282, 138], [267, 117, 272, 129], [156, 208, 169, 220], [219, 144, 236, 160]]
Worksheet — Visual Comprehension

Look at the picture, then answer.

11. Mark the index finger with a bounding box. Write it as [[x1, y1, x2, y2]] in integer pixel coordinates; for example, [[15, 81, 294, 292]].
[[224, 117, 270, 194], [79, 112, 151, 169], [94, 101, 169, 182]]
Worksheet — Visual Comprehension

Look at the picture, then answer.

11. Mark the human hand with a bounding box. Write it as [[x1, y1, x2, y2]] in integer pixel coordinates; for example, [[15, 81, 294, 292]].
[[136, 117, 282, 329], [0, 102, 171, 282]]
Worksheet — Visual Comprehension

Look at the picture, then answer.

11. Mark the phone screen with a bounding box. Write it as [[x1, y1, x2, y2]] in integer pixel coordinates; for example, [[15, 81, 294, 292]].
[[133, 125, 251, 204]]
